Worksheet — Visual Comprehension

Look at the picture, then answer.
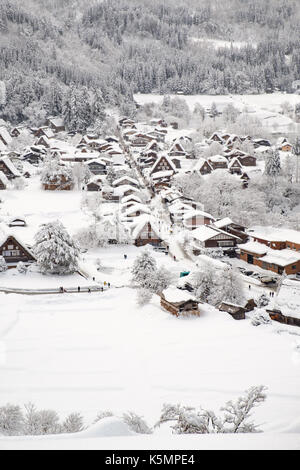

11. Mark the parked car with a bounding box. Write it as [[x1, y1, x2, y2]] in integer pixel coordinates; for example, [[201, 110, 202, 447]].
[[152, 246, 168, 253], [244, 270, 254, 276]]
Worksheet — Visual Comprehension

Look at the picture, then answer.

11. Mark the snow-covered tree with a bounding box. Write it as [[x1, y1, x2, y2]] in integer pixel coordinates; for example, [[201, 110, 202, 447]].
[[156, 386, 267, 434], [257, 293, 270, 308], [33, 221, 80, 275], [41, 156, 74, 190], [192, 263, 215, 303], [221, 386, 267, 433], [122, 412, 152, 434], [23, 403, 41, 436], [23, 403, 61, 436], [0, 404, 24, 436], [131, 250, 157, 291], [136, 287, 153, 306], [222, 104, 239, 123], [193, 103, 206, 121], [17, 261, 27, 274], [265, 149, 281, 178], [75, 224, 100, 250], [94, 410, 114, 423], [0, 81, 6, 108], [251, 310, 272, 327], [209, 266, 244, 307], [72, 163, 92, 189], [0, 256, 7, 272], [36, 409, 61, 435], [152, 266, 174, 294], [61, 413, 85, 433], [210, 102, 218, 120], [106, 165, 118, 186]]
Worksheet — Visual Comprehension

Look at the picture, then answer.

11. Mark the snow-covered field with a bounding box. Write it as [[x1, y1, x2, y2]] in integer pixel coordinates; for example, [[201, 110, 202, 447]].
[[1, 245, 300, 449], [134, 93, 300, 135], [189, 37, 256, 50]]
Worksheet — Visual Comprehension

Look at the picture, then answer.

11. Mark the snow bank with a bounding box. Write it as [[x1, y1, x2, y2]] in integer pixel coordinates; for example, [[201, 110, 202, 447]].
[[77, 417, 135, 438]]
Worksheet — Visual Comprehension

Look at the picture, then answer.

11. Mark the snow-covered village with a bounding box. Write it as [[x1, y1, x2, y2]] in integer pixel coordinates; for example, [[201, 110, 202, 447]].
[[0, 0, 300, 452]]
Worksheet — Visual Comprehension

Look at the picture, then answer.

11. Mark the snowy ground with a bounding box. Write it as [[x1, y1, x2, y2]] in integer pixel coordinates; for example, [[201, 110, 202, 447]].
[[1, 248, 300, 449], [134, 93, 300, 135], [189, 37, 256, 50]]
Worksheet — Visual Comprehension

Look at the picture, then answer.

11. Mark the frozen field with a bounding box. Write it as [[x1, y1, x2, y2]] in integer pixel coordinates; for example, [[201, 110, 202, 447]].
[[134, 92, 300, 135]]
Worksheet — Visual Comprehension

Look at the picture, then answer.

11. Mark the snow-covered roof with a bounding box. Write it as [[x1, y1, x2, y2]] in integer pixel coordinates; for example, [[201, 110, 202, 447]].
[[114, 185, 140, 197], [249, 227, 300, 245], [122, 203, 150, 217], [37, 135, 51, 146], [209, 132, 224, 141], [192, 158, 212, 172], [169, 139, 186, 153], [192, 225, 239, 243], [228, 157, 242, 168], [150, 155, 177, 175], [48, 117, 64, 128], [0, 157, 21, 177], [209, 155, 228, 163], [182, 209, 215, 221], [0, 226, 35, 259], [86, 158, 107, 166], [0, 170, 9, 186], [113, 176, 139, 187], [131, 215, 161, 240], [273, 278, 300, 320], [0, 126, 12, 145], [121, 194, 142, 205], [261, 249, 300, 267], [40, 127, 55, 139], [151, 170, 174, 180], [162, 288, 195, 303], [240, 241, 268, 255], [214, 217, 233, 229]]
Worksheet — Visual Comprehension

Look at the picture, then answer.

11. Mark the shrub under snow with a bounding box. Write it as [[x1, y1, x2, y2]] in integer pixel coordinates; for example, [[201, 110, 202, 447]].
[[131, 250, 173, 294], [0, 388, 267, 437], [122, 412, 153, 434], [156, 386, 267, 434], [0, 256, 7, 273]]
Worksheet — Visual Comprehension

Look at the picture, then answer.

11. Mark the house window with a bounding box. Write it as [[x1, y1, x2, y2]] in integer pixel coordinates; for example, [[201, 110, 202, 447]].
[[292, 265, 297, 270], [218, 241, 234, 247], [2, 250, 20, 257], [8, 245, 14, 249]]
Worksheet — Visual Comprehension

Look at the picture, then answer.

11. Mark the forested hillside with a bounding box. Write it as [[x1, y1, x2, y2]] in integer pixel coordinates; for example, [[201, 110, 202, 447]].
[[0, 0, 300, 126]]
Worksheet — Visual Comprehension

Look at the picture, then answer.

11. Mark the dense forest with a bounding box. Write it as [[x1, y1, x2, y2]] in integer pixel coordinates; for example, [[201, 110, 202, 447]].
[[0, 0, 300, 126]]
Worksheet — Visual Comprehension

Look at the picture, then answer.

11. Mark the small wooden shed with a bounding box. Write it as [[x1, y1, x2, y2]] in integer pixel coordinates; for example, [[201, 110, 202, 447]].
[[219, 302, 246, 320], [160, 288, 199, 317]]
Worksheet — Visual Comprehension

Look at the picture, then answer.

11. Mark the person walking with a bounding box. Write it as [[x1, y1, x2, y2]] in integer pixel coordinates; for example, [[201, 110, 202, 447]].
[[78, 286, 80, 292]]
